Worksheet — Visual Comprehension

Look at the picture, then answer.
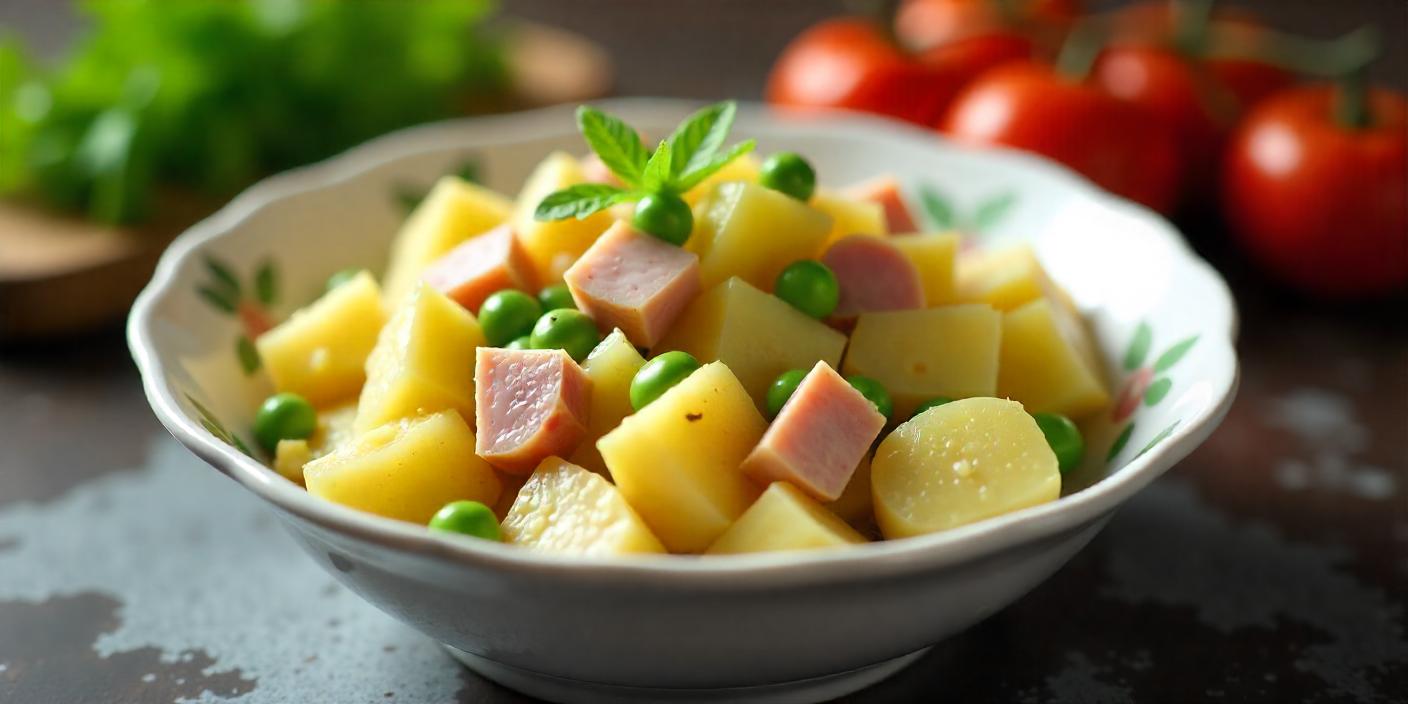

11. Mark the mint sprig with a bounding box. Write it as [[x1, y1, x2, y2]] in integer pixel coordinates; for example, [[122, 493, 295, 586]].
[[534, 101, 755, 225]]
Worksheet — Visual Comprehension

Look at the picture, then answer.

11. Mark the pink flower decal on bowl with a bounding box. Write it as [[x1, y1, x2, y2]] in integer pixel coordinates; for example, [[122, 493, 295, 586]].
[[1107, 321, 1199, 461]]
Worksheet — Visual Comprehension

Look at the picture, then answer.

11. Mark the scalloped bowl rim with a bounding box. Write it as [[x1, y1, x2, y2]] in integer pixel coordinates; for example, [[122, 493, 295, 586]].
[[128, 98, 1239, 588]]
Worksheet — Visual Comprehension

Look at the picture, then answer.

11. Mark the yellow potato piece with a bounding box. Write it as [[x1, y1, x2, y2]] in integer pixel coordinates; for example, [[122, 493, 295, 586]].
[[688, 181, 833, 291], [304, 411, 502, 525], [274, 439, 312, 484], [383, 176, 513, 307], [682, 153, 760, 206], [998, 299, 1110, 419], [825, 453, 874, 530], [256, 271, 386, 408], [355, 283, 485, 434], [568, 330, 646, 475], [872, 397, 1060, 538], [514, 152, 616, 285], [843, 304, 1002, 418], [501, 457, 665, 556], [811, 189, 887, 250], [657, 277, 847, 410], [707, 482, 865, 555], [956, 244, 1062, 311], [597, 361, 766, 553], [891, 233, 960, 306]]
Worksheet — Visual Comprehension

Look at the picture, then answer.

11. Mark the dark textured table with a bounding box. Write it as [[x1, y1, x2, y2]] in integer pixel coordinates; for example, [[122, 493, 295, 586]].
[[2, 1, 1405, 703]]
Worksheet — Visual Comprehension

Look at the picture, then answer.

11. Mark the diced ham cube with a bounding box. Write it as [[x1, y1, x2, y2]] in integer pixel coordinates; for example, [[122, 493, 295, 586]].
[[741, 362, 886, 502], [843, 176, 919, 234], [563, 221, 701, 349], [822, 235, 926, 326], [422, 224, 536, 313], [475, 348, 592, 474]]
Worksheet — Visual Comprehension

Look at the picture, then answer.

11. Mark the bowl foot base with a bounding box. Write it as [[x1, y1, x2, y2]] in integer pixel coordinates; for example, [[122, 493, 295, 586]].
[[445, 645, 930, 704]]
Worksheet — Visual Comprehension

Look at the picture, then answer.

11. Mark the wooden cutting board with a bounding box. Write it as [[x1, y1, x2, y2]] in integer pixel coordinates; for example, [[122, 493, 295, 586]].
[[0, 21, 612, 342]]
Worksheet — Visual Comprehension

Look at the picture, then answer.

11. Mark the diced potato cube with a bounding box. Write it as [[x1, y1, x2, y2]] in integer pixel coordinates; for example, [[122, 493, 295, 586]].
[[256, 271, 386, 408], [513, 152, 616, 285], [304, 411, 502, 524], [682, 154, 760, 206], [956, 244, 1063, 311], [998, 299, 1110, 418], [688, 181, 833, 291], [501, 457, 665, 555], [274, 439, 312, 484], [383, 177, 513, 307], [891, 233, 960, 306], [597, 361, 766, 553], [355, 283, 486, 433], [706, 482, 865, 555], [843, 304, 1002, 418], [872, 397, 1059, 538], [811, 188, 887, 250], [657, 277, 848, 410], [569, 330, 646, 475], [825, 453, 873, 529]]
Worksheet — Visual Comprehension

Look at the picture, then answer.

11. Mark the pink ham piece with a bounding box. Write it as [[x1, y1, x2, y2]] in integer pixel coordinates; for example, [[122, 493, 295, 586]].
[[741, 362, 886, 502], [843, 176, 919, 234], [822, 235, 925, 327], [475, 348, 592, 475], [580, 153, 622, 186], [563, 221, 701, 349], [422, 224, 536, 313]]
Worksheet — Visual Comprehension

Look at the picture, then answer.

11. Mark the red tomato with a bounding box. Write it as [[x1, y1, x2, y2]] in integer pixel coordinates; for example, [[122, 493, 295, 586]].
[[1093, 45, 1234, 204], [943, 62, 1183, 213], [767, 19, 966, 126], [1223, 85, 1408, 298], [896, 0, 1080, 52]]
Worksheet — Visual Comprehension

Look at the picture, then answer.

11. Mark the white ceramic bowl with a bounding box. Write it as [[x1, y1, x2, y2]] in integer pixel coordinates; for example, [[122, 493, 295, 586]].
[[128, 98, 1238, 704]]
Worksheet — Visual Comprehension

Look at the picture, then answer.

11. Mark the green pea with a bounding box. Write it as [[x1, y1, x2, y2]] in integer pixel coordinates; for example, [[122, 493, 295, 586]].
[[774, 260, 839, 319], [427, 500, 501, 541], [530, 308, 600, 362], [759, 152, 816, 201], [537, 284, 576, 312], [479, 289, 543, 347], [325, 268, 363, 293], [765, 369, 808, 419], [1033, 412, 1084, 474], [505, 335, 532, 350], [845, 375, 893, 420], [253, 392, 317, 453], [631, 191, 693, 245], [629, 351, 701, 411], [911, 396, 955, 419]]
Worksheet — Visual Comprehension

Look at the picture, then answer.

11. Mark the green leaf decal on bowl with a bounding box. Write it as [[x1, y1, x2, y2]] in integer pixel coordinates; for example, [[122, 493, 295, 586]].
[[918, 184, 955, 230], [972, 191, 1016, 231], [1108, 423, 1135, 462], [254, 260, 278, 306], [236, 336, 261, 374], [1153, 335, 1198, 373], [1123, 321, 1152, 371], [1144, 377, 1172, 406], [1136, 421, 1181, 458]]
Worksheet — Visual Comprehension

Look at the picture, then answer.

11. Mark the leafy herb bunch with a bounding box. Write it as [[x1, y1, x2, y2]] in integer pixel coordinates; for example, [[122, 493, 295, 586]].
[[535, 101, 755, 245]]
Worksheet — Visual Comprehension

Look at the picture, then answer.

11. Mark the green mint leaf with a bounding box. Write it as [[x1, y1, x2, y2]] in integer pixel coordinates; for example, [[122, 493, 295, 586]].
[[641, 141, 674, 193], [534, 183, 632, 222], [577, 106, 648, 189], [667, 101, 737, 182], [674, 139, 755, 193]]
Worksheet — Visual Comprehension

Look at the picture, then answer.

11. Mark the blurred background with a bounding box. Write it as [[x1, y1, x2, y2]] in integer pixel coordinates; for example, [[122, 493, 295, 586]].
[[1, 1, 1404, 703]]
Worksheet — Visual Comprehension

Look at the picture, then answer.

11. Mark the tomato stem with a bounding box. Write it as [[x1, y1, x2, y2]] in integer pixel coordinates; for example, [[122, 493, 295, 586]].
[[1055, 19, 1107, 81], [1171, 0, 1216, 57], [1336, 68, 1372, 129]]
